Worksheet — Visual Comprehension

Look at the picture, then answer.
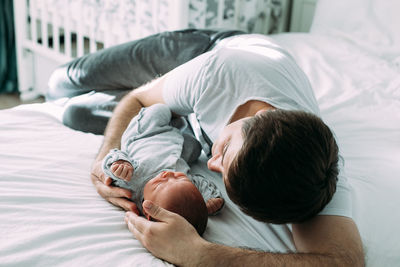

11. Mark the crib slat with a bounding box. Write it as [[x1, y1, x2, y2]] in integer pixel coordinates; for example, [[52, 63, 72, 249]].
[[77, 33, 83, 57], [76, 3, 84, 57], [137, 0, 143, 38], [169, 0, 189, 30], [76, 31, 84, 57], [117, 1, 126, 43], [104, 17, 112, 48], [52, 11, 60, 53], [41, 4, 48, 48], [200, 0, 207, 28], [84, 2, 93, 52], [152, 0, 159, 34], [233, 0, 242, 29], [29, 0, 38, 44], [63, 0, 72, 57], [13, 0, 35, 98], [217, 0, 225, 28], [89, 29, 97, 53], [88, 3, 97, 53]]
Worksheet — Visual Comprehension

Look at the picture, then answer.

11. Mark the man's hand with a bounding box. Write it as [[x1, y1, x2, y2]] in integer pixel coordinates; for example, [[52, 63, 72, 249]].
[[125, 200, 207, 265], [126, 201, 364, 267], [91, 160, 139, 213]]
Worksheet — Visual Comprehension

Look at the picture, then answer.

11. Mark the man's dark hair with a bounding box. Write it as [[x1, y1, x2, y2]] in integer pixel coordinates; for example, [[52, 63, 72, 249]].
[[226, 110, 339, 224]]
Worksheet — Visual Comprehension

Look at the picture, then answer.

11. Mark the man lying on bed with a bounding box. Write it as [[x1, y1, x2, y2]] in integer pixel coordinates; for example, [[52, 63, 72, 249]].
[[91, 34, 364, 266]]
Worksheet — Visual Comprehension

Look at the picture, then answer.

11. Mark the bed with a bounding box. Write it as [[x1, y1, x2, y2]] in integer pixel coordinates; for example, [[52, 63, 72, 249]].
[[2, 0, 400, 266]]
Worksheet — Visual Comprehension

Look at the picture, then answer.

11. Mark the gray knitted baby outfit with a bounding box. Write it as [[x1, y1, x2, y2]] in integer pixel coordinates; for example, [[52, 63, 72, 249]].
[[102, 104, 223, 215]]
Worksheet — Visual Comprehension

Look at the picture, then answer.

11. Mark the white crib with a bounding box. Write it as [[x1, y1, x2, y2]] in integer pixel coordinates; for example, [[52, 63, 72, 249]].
[[13, 0, 290, 100]]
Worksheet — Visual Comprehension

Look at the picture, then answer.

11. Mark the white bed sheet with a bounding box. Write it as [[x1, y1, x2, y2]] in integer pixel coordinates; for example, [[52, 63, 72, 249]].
[[0, 103, 294, 266]]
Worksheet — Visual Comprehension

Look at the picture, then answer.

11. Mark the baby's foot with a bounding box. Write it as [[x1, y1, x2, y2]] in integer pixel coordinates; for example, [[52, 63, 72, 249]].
[[206, 198, 225, 215], [110, 160, 133, 181]]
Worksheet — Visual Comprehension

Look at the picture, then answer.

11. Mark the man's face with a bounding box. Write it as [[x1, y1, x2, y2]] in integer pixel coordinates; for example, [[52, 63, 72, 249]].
[[207, 117, 248, 186]]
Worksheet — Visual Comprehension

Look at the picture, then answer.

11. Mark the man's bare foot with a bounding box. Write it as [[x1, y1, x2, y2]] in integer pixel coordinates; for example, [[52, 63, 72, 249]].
[[110, 160, 134, 181], [206, 198, 224, 215]]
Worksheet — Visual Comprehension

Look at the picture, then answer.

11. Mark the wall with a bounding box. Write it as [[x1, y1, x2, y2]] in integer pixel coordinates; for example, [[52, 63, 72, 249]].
[[0, 0, 18, 93]]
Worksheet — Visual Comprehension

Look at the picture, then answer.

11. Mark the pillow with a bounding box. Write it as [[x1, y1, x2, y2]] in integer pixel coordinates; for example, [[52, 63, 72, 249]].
[[310, 0, 400, 59]]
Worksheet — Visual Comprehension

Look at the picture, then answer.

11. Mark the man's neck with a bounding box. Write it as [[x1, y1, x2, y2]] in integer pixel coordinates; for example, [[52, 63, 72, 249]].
[[228, 100, 275, 124]]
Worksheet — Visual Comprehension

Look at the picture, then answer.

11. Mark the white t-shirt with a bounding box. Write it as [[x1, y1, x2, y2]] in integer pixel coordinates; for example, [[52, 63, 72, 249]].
[[162, 34, 352, 218]]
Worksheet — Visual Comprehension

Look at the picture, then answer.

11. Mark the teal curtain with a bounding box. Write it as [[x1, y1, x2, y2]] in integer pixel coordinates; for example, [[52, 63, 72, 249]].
[[0, 0, 18, 93]]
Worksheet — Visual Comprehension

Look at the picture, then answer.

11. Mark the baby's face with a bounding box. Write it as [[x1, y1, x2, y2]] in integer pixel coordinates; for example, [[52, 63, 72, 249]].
[[143, 171, 194, 217]]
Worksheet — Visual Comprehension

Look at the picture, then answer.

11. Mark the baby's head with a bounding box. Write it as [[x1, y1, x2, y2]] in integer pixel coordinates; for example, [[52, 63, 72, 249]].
[[143, 171, 208, 235]]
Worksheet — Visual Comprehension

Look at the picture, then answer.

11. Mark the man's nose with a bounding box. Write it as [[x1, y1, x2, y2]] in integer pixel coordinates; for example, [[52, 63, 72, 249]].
[[207, 153, 224, 173]]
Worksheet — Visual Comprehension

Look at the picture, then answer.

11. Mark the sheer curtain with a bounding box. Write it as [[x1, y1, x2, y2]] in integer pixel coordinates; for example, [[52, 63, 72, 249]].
[[0, 0, 18, 93]]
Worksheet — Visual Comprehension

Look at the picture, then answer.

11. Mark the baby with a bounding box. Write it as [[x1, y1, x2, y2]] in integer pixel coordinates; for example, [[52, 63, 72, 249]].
[[102, 104, 224, 235]]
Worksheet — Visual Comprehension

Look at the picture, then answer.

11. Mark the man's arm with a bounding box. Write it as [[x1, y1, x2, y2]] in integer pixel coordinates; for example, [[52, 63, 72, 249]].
[[126, 201, 364, 267], [91, 76, 167, 211], [197, 216, 364, 267]]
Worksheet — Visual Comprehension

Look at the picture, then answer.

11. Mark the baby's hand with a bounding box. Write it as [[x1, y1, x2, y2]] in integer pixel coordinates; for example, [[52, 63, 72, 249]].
[[206, 198, 224, 215], [110, 160, 134, 181]]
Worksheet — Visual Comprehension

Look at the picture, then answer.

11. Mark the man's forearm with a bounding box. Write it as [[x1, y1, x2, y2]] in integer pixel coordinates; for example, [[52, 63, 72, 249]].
[[95, 76, 167, 163], [189, 241, 363, 267], [96, 92, 143, 161]]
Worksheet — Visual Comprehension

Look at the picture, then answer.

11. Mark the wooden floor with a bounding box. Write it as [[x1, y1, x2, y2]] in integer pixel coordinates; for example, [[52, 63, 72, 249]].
[[0, 93, 45, 110]]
